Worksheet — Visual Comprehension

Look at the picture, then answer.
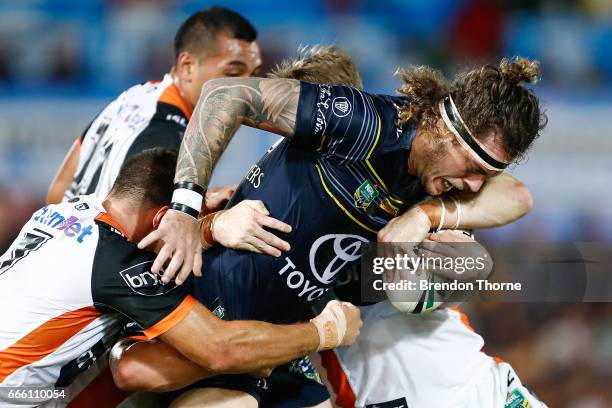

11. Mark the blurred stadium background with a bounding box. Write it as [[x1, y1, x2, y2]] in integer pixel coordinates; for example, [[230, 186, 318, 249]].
[[0, 0, 611, 406]]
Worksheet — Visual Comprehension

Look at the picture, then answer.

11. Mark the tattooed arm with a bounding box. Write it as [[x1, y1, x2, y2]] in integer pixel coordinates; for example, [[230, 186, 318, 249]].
[[175, 77, 300, 186], [138, 78, 301, 283]]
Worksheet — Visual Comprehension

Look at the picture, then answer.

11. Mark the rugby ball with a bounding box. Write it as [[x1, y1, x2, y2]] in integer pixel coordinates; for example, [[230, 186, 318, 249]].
[[388, 229, 474, 314]]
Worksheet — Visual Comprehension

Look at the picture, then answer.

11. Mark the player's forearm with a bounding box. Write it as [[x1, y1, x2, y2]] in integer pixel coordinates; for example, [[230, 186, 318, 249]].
[[420, 173, 533, 229], [174, 77, 300, 190], [111, 339, 212, 392], [161, 303, 319, 375], [174, 319, 319, 374]]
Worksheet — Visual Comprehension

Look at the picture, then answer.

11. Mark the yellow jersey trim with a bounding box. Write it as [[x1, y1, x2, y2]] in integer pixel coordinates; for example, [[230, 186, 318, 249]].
[[315, 164, 377, 234]]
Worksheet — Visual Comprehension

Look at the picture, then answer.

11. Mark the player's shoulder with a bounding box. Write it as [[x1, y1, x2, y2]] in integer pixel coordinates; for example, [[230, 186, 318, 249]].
[[370, 92, 410, 112], [92, 216, 158, 287], [119, 75, 189, 151], [299, 81, 406, 113], [114, 74, 184, 117], [31, 195, 104, 242], [82, 76, 175, 139], [94, 214, 140, 257], [120, 75, 171, 102], [134, 74, 190, 131]]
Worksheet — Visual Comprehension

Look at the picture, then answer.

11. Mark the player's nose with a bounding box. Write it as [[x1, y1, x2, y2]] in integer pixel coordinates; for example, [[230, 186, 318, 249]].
[[463, 174, 486, 193]]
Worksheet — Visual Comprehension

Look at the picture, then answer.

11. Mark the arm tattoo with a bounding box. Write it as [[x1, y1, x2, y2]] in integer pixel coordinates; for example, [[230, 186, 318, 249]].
[[175, 78, 300, 188]]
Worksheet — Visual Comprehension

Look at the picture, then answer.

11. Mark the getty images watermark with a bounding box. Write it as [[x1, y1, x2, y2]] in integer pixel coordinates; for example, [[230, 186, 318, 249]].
[[347, 241, 612, 304], [371, 250, 522, 293]]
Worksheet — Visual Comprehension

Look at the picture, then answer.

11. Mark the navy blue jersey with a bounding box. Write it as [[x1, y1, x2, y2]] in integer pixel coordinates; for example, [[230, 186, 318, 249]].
[[195, 83, 427, 324]]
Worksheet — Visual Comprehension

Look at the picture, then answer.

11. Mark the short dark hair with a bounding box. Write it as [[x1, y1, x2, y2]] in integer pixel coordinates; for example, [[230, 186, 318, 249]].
[[109, 148, 177, 208], [174, 6, 257, 60]]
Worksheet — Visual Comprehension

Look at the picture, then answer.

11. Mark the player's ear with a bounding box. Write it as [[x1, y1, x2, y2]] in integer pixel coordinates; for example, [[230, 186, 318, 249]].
[[175, 51, 196, 81], [153, 206, 171, 229]]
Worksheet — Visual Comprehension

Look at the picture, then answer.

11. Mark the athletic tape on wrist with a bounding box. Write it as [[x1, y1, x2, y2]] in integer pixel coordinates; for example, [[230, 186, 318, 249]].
[[199, 210, 224, 249], [449, 196, 462, 229], [436, 197, 446, 232], [171, 182, 204, 219], [310, 300, 347, 351]]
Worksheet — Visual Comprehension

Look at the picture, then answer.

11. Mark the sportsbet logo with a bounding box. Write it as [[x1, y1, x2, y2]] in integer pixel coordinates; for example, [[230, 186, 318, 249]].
[[119, 261, 178, 297], [33, 207, 93, 243]]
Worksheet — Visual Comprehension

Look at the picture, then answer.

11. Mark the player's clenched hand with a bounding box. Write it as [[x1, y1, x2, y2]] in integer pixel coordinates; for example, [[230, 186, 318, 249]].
[[377, 205, 431, 244], [203, 184, 237, 214], [138, 209, 202, 285], [213, 200, 292, 257], [378, 206, 432, 283], [310, 300, 362, 350], [419, 230, 493, 280]]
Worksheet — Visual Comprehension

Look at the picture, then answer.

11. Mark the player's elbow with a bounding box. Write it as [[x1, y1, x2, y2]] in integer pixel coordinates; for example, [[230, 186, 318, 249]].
[[109, 340, 170, 392], [191, 343, 239, 374], [513, 181, 533, 218], [112, 355, 177, 393], [111, 356, 146, 391]]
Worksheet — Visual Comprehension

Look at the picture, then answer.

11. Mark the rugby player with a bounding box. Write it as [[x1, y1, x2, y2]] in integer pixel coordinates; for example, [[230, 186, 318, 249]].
[[114, 47, 544, 407], [263, 50, 546, 407], [46, 7, 291, 259], [0, 148, 362, 407], [142, 55, 542, 287], [325, 297, 549, 408]]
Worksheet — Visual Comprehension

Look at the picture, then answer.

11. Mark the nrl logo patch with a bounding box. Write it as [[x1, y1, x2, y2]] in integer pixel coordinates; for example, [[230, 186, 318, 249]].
[[505, 389, 531, 408], [354, 180, 379, 210], [332, 97, 351, 117]]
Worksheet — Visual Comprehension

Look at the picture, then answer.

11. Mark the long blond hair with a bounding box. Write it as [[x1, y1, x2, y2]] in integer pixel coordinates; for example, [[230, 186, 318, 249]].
[[268, 45, 363, 89]]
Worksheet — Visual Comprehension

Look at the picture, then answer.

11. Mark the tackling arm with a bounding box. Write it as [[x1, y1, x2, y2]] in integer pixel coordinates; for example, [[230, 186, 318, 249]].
[[420, 173, 533, 230], [161, 303, 318, 374], [139, 78, 301, 282], [175, 77, 300, 189], [110, 338, 210, 392], [111, 300, 360, 391], [377, 173, 532, 243]]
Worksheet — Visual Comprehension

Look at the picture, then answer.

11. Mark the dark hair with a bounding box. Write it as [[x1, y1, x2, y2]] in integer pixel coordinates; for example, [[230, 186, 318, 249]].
[[397, 57, 547, 162], [174, 6, 257, 60], [268, 45, 363, 89], [109, 148, 177, 208]]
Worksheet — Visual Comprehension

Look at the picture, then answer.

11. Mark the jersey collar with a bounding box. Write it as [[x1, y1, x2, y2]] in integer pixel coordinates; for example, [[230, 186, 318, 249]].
[[159, 74, 193, 120], [95, 212, 128, 237]]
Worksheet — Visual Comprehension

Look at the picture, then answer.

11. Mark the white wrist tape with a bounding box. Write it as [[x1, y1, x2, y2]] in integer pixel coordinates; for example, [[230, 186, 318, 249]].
[[310, 300, 347, 351], [171, 182, 205, 219], [449, 195, 462, 229], [436, 197, 446, 232], [172, 189, 203, 211]]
